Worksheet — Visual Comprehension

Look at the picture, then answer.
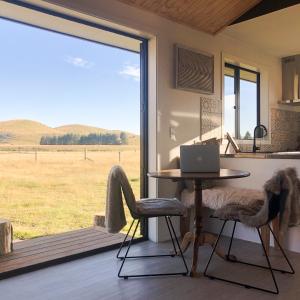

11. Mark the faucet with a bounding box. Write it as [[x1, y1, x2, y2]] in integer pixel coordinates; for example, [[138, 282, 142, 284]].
[[253, 124, 267, 153]]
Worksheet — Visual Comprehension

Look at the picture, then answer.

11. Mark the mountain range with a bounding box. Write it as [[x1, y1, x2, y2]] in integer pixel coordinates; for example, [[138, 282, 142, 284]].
[[0, 120, 139, 145]]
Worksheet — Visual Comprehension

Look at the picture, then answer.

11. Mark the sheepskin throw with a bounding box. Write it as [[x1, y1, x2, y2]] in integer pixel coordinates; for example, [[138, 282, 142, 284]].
[[181, 186, 264, 210], [214, 168, 300, 233]]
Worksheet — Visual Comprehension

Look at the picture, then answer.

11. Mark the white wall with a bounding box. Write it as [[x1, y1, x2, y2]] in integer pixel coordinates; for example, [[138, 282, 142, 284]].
[[35, 0, 284, 241]]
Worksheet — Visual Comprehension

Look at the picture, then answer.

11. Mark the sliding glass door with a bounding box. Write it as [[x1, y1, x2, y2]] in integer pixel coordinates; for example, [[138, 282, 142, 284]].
[[0, 3, 148, 242]]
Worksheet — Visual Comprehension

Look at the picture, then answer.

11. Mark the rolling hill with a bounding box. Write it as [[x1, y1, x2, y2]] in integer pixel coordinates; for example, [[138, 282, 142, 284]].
[[56, 124, 122, 135], [0, 120, 139, 145]]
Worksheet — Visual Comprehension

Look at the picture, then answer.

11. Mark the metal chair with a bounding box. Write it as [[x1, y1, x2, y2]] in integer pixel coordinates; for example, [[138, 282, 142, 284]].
[[117, 215, 188, 279], [110, 166, 189, 279], [203, 192, 295, 295]]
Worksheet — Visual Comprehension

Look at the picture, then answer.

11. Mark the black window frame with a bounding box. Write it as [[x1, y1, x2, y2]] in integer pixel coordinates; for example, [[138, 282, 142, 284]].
[[0, 0, 149, 278], [224, 62, 260, 140]]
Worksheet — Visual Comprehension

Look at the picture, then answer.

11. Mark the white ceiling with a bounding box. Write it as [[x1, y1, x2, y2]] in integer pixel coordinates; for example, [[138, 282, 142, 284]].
[[223, 4, 300, 58]]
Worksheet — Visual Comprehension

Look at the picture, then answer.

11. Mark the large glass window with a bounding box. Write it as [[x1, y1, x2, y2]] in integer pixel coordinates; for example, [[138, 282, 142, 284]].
[[224, 63, 260, 140], [0, 17, 144, 240]]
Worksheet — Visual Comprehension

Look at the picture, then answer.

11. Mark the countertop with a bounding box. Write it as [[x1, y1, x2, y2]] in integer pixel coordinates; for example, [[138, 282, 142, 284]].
[[221, 151, 300, 159]]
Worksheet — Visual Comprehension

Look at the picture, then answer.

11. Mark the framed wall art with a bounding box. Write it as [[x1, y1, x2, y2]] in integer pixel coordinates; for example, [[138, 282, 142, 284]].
[[175, 45, 214, 94]]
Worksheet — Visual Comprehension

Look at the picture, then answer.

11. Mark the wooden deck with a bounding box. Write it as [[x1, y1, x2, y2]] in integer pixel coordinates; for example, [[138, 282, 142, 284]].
[[0, 227, 125, 279]]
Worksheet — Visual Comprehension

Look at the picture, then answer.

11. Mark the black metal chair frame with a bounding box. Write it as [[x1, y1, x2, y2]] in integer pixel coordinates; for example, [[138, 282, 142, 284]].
[[117, 216, 189, 279], [204, 219, 295, 294]]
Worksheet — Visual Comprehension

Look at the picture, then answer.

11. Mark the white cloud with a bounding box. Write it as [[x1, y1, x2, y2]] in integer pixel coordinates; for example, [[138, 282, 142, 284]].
[[65, 56, 94, 69], [119, 64, 140, 81]]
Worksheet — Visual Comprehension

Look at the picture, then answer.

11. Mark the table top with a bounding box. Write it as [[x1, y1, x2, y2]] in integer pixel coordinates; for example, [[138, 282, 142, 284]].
[[148, 168, 250, 180]]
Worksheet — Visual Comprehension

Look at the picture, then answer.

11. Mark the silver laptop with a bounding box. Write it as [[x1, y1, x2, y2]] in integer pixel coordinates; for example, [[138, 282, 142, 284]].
[[180, 144, 220, 173]]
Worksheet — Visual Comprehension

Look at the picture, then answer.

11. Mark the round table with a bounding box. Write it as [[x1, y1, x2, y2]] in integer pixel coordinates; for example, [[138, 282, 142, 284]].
[[148, 168, 250, 277]]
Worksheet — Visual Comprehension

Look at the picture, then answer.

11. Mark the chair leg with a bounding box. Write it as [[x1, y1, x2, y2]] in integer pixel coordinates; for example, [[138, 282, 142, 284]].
[[272, 217, 281, 250], [228, 225, 294, 275], [226, 221, 237, 261], [117, 219, 136, 259], [204, 221, 280, 294], [118, 217, 189, 279], [165, 216, 178, 255], [167, 216, 189, 274], [204, 220, 227, 275], [117, 218, 181, 260], [268, 224, 295, 274], [118, 219, 140, 279], [261, 224, 270, 256], [257, 228, 279, 294]]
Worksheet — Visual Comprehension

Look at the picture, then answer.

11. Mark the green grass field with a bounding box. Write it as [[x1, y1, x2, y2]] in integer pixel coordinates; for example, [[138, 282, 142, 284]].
[[0, 145, 140, 240]]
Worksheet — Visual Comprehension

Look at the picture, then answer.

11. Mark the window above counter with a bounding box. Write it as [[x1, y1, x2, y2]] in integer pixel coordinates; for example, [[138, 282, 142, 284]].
[[224, 63, 260, 140]]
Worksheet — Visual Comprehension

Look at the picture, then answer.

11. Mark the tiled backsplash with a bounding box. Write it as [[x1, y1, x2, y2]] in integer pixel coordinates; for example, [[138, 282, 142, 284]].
[[200, 98, 300, 152], [239, 108, 300, 152], [270, 108, 300, 151], [200, 96, 222, 141]]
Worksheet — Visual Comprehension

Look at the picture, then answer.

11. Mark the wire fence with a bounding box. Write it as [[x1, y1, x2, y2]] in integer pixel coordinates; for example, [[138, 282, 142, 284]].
[[0, 147, 139, 163], [0, 146, 140, 240]]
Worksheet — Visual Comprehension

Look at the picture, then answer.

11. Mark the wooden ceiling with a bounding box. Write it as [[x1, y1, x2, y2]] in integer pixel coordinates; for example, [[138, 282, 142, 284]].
[[117, 0, 262, 35]]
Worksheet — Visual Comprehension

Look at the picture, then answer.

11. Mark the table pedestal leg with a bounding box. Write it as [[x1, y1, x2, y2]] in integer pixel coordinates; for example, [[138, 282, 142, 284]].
[[180, 232, 225, 258], [180, 231, 194, 254], [190, 179, 203, 277], [189, 180, 225, 277]]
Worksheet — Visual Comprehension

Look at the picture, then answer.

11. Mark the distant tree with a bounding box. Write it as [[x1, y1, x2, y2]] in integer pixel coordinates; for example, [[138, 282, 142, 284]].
[[243, 131, 252, 140], [0, 133, 12, 143], [120, 132, 128, 145], [40, 136, 47, 145], [40, 132, 122, 145]]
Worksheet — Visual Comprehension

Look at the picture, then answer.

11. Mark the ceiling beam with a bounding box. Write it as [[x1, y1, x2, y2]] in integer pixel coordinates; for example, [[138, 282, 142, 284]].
[[232, 0, 300, 25]]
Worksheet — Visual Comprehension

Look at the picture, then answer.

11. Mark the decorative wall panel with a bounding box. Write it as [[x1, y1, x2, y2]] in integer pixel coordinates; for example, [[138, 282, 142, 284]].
[[200, 97, 222, 141], [176, 46, 214, 94]]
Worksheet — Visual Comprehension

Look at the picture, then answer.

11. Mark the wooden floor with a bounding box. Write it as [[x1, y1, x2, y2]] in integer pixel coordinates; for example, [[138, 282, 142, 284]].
[[0, 238, 300, 299], [0, 227, 125, 279]]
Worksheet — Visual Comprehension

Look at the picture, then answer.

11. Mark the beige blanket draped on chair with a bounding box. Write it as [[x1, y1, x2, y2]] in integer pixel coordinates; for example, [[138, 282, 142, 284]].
[[105, 165, 186, 233], [105, 166, 136, 234]]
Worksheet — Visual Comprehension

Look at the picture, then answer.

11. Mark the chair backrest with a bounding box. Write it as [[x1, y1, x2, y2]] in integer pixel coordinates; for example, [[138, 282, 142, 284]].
[[108, 165, 138, 218], [266, 190, 288, 223], [265, 168, 299, 227]]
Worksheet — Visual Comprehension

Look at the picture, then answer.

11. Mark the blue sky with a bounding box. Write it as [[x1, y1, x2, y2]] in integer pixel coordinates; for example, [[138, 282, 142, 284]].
[[0, 18, 140, 134], [224, 76, 257, 139]]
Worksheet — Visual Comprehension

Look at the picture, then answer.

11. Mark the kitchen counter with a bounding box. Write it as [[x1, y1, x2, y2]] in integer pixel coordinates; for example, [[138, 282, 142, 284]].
[[221, 151, 300, 159]]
